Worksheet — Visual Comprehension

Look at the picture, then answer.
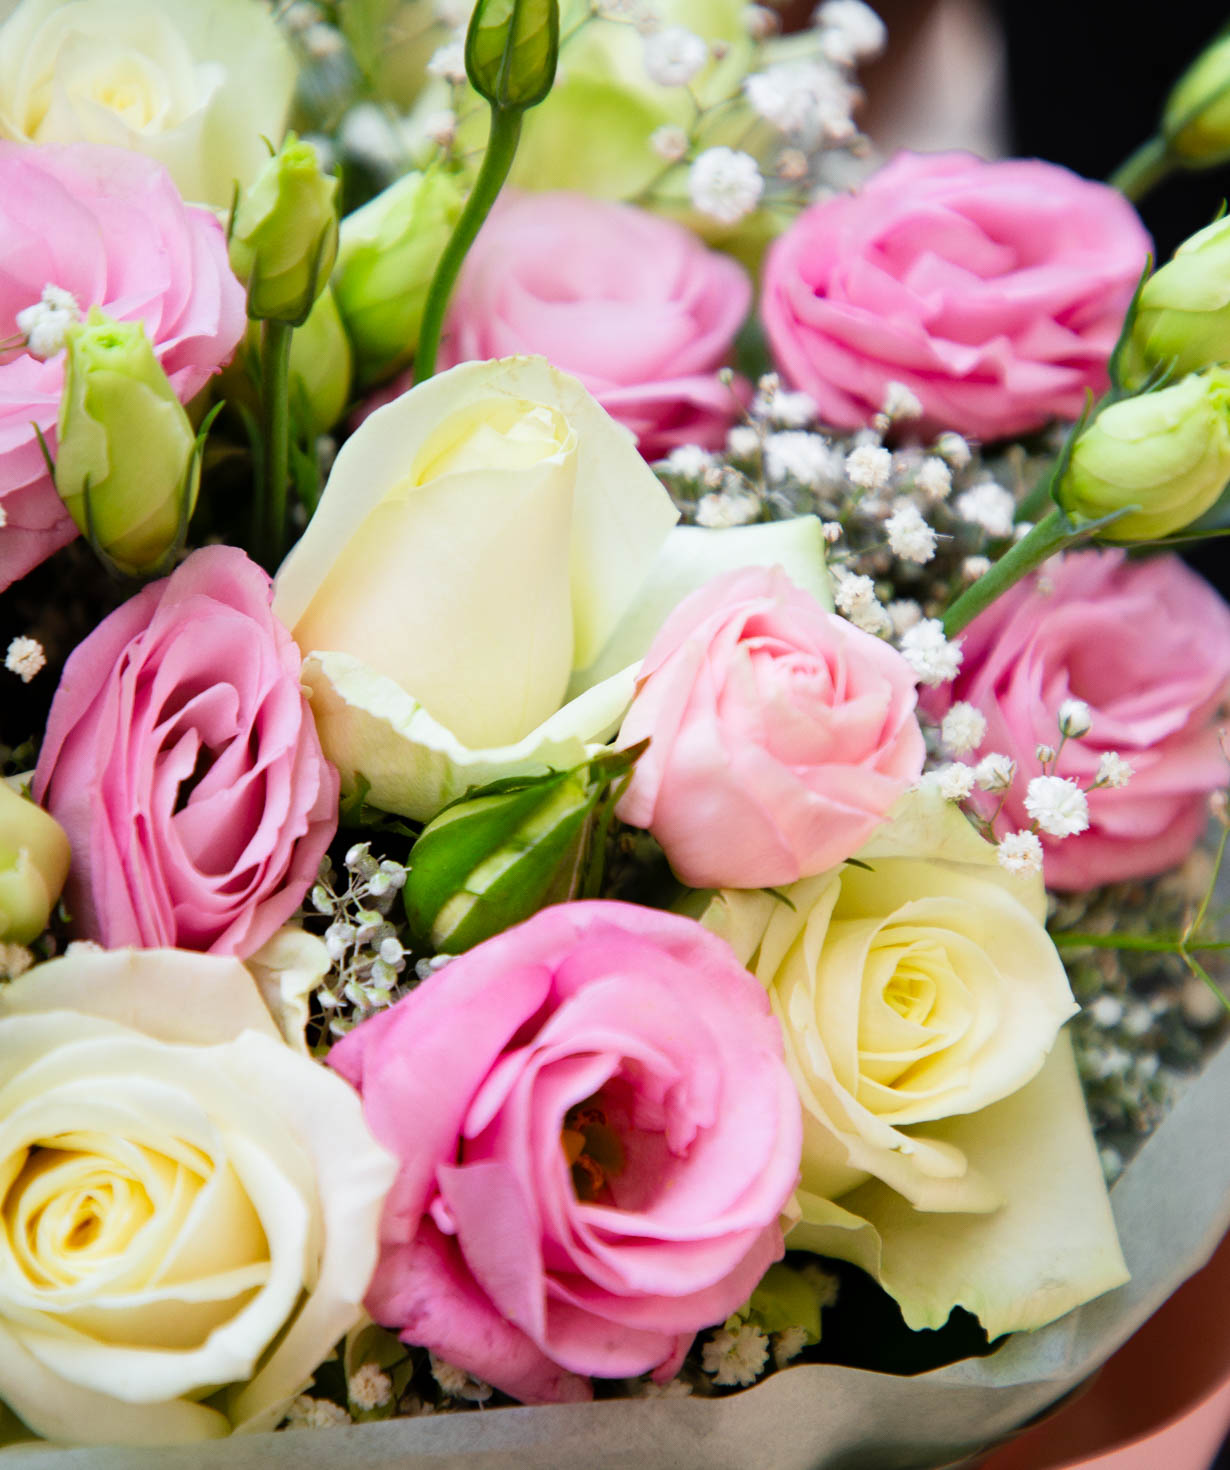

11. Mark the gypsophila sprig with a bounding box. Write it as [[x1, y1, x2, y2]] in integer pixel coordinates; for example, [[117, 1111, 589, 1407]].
[[941, 702, 987, 755], [701, 1323, 770, 1388], [306, 843, 413, 1039], [1025, 776, 1091, 838]]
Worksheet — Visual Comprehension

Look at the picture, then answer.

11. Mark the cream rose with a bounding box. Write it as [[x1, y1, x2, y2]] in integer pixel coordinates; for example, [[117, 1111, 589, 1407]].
[[0, 948, 395, 1446], [0, 0, 295, 208], [274, 355, 831, 820], [702, 789, 1129, 1338]]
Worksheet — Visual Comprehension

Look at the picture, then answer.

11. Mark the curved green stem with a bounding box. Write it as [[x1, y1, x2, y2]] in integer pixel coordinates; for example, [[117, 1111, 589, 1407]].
[[1109, 135, 1173, 203], [416, 105, 523, 382], [942, 507, 1072, 637], [260, 318, 293, 568]]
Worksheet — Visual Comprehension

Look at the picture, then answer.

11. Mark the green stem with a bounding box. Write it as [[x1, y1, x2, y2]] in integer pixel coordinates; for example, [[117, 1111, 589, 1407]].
[[942, 507, 1072, 638], [1109, 136, 1173, 203], [1051, 932, 1230, 954], [260, 319, 293, 568], [416, 105, 523, 382]]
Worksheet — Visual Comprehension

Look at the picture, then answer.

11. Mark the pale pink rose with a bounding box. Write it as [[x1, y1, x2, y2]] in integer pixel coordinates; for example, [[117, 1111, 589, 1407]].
[[329, 900, 802, 1403], [34, 546, 338, 956], [616, 565, 926, 888], [437, 191, 751, 458], [0, 143, 245, 589], [762, 151, 1151, 442], [926, 550, 1230, 890]]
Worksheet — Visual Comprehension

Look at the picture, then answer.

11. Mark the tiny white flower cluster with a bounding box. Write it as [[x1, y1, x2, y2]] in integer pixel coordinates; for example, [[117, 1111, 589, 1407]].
[[688, 146, 764, 225], [832, 567, 890, 637], [284, 1395, 352, 1430], [348, 1362, 393, 1412], [898, 619, 962, 685], [743, 59, 856, 149], [642, 25, 710, 86], [309, 843, 412, 1036], [701, 1322, 770, 1387], [16, 284, 80, 360], [5, 636, 45, 683], [430, 1353, 493, 1402]]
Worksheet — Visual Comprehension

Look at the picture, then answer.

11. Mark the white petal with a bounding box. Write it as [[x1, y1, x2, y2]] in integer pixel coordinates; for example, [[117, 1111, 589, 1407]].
[[300, 649, 637, 820]]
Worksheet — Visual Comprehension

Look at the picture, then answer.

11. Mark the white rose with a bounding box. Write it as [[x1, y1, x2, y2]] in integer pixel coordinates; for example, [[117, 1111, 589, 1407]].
[[274, 354, 831, 820], [702, 789, 1129, 1337], [0, 948, 395, 1446], [0, 0, 296, 208]]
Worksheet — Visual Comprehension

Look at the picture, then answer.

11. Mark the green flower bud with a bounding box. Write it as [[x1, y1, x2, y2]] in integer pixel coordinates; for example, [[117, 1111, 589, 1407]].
[[465, 0, 559, 110], [0, 780, 70, 946], [229, 136, 339, 326], [1057, 368, 1230, 540], [742, 1262, 831, 1347], [219, 286, 354, 438], [333, 171, 464, 385], [1127, 217, 1230, 386], [55, 309, 200, 576], [404, 746, 641, 954], [1163, 32, 1230, 168]]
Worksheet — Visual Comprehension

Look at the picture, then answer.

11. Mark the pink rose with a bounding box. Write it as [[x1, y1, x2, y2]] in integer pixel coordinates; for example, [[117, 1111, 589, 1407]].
[[329, 901, 801, 1403], [927, 550, 1230, 889], [0, 143, 245, 590], [615, 565, 926, 888], [437, 191, 751, 458], [761, 151, 1151, 442], [34, 545, 338, 955]]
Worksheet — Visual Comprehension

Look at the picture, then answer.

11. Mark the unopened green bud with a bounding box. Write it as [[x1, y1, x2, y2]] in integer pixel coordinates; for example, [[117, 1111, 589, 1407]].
[[404, 746, 641, 953], [743, 1262, 832, 1346], [333, 170, 464, 385], [1163, 32, 1230, 168], [1127, 217, 1230, 386], [1057, 367, 1230, 540], [55, 309, 200, 575], [229, 136, 339, 325], [0, 779, 70, 945], [465, 0, 559, 111]]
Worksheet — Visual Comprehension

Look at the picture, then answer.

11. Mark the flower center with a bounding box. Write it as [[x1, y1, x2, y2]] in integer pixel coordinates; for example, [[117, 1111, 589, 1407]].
[[560, 1097, 625, 1202]]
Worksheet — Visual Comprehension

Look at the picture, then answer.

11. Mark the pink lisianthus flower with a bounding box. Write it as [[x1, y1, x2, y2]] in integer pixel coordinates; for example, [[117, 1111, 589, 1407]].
[[0, 143, 245, 589], [925, 550, 1230, 889], [615, 565, 926, 889], [761, 151, 1150, 442], [434, 191, 751, 459], [328, 901, 803, 1403], [34, 546, 338, 956]]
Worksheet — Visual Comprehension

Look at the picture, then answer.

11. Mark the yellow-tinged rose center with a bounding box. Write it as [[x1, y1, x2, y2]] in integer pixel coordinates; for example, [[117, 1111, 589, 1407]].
[[408, 398, 572, 488]]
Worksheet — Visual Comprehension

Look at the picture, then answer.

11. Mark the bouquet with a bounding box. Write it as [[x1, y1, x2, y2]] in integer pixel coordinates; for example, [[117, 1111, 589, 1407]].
[[0, 0, 1227, 1466]]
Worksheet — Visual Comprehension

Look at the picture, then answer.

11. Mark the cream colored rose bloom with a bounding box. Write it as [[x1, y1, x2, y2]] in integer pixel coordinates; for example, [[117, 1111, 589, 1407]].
[[274, 355, 831, 820], [0, 948, 395, 1446], [0, 0, 295, 208], [702, 790, 1129, 1337]]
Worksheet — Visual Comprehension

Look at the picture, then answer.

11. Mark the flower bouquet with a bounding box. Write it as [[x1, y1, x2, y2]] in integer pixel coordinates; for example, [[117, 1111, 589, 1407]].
[[0, 1, 1227, 1467]]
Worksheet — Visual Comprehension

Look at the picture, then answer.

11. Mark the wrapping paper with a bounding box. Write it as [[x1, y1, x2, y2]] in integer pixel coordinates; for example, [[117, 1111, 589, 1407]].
[[7, 1035, 1227, 1470]]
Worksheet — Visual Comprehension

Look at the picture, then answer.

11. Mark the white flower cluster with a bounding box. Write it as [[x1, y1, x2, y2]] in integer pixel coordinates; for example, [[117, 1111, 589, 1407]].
[[309, 843, 412, 1036], [16, 283, 80, 360]]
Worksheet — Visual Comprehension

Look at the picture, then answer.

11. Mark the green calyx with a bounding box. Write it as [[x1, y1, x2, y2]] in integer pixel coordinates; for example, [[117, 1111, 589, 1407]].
[[403, 743, 645, 954]]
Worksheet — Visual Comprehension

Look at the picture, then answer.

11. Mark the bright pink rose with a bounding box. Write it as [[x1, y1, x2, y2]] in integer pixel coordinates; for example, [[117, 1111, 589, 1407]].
[[329, 901, 801, 1403], [927, 550, 1230, 889], [0, 143, 245, 589], [615, 565, 926, 888], [437, 191, 751, 458], [34, 545, 338, 956], [762, 151, 1151, 442]]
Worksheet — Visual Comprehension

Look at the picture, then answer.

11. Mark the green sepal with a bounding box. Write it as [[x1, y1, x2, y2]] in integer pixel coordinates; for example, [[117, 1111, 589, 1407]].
[[403, 743, 644, 953]]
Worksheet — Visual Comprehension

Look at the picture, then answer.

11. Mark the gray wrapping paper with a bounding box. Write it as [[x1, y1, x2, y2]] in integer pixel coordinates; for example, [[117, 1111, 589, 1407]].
[[8, 1036, 1227, 1470]]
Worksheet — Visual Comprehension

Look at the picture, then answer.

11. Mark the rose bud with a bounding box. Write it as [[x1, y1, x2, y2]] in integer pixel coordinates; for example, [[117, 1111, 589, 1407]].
[[1057, 367, 1230, 540], [55, 309, 203, 576], [229, 134, 339, 326], [0, 779, 69, 945], [334, 170, 463, 385]]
